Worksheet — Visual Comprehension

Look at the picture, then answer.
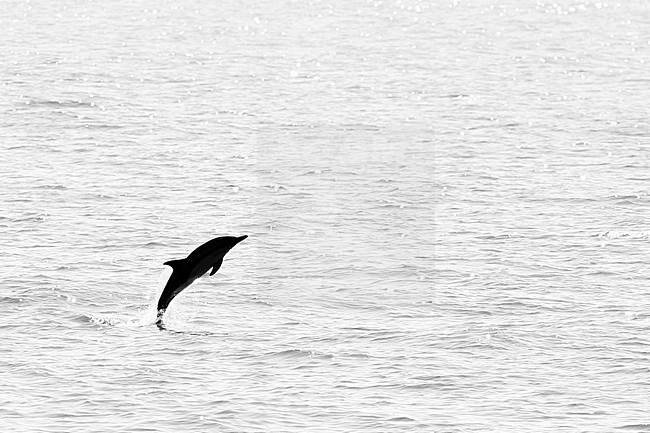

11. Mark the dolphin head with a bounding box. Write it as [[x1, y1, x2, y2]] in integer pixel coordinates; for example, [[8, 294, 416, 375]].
[[216, 235, 247, 253]]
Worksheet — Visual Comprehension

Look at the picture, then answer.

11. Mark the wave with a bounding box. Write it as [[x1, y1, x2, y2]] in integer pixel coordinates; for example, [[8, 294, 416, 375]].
[[598, 230, 650, 239]]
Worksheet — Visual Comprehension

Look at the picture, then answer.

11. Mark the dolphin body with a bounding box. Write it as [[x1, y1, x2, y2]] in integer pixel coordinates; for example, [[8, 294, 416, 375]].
[[156, 235, 247, 326]]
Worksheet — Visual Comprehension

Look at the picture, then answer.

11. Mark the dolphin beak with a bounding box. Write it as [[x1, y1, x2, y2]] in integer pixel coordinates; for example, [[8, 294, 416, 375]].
[[236, 235, 248, 243]]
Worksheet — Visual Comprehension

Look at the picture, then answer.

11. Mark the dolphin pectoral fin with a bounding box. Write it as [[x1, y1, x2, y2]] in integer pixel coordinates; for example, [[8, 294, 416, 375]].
[[164, 259, 185, 270], [210, 258, 223, 276]]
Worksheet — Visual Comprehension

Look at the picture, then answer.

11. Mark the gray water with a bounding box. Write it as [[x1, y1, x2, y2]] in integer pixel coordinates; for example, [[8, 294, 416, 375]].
[[1, 0, 649, 431]]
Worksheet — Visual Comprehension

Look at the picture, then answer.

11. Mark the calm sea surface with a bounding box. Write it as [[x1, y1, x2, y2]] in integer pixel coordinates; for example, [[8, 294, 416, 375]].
[[1, 0, 649, 431]]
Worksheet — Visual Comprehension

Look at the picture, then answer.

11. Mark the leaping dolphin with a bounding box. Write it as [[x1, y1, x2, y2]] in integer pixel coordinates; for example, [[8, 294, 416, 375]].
[[156, 235, 247, 326]]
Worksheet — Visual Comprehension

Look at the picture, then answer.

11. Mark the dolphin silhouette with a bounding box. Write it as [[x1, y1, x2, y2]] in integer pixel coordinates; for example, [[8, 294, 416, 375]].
[[156, 235, 247, 326]]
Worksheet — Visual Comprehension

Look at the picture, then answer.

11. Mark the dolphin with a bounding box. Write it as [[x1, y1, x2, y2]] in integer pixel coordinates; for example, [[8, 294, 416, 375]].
[[156, 235, 247, 326]]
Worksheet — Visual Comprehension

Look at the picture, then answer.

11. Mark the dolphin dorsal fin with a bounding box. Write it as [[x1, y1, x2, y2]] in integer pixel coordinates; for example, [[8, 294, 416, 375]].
[[163, 259, 185, 270]]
